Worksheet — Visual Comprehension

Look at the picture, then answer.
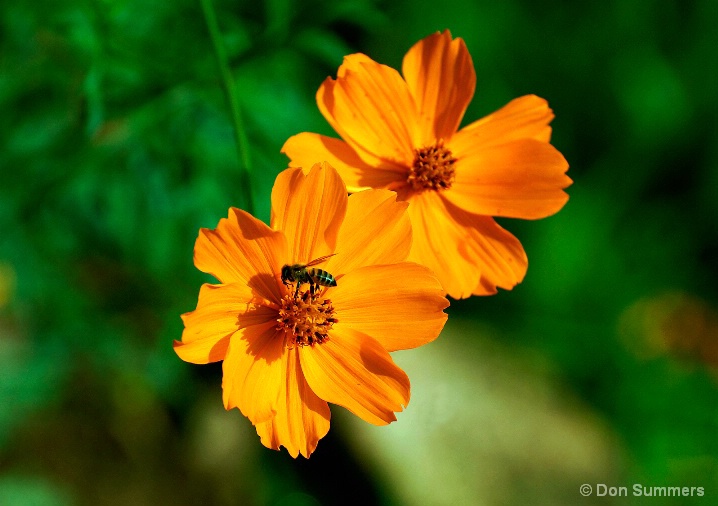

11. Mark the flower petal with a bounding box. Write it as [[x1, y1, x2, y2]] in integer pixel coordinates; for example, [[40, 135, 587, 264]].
[[254, 348, 331, 458], [446, 138, 571, 219], [175, 283, 276, 364], [405, 190, 482, 299], [299, 328, 410, 425], [330, 263, 448, 352], [222, 322, 285, 424], [452, 95, 555, 150], [317, 54, 418, 166], [443, 201, 528, 295], [194, 208, 287, 301], [327, 189, 411, 277], [281, 133, 404, 192], [270, 163, 348, 264], [402, 30, 476, 145]]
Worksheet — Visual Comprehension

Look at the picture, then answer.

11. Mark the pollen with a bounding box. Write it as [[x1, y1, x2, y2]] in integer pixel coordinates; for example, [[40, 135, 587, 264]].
[[407, 140, 457, 192], [276, 290, 337, 347]]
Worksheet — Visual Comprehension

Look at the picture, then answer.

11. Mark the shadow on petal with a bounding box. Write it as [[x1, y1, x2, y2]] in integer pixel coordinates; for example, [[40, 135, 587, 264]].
[[247, 272, 283, 307]]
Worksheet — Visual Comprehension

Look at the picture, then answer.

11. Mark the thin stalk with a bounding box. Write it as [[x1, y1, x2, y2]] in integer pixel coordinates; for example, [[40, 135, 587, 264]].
[[199, 0, 254, 215]]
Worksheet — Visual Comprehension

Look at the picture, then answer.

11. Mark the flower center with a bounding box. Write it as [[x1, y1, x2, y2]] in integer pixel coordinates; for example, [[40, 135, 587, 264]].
[[276, 290, 337, 347], [407, 141, 457, 191]]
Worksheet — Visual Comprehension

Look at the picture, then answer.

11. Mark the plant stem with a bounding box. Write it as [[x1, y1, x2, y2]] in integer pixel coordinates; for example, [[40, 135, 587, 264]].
[[199, 0, 254, 215]]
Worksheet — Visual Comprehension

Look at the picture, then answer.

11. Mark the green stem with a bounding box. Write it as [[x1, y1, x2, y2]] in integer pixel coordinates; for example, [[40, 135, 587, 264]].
[[199, 0, 254, 215]]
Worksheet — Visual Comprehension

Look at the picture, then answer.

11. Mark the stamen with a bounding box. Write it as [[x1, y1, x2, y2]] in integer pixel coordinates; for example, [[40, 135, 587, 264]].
[[407, 140, 457, 192], [276, 289, 337, 347]]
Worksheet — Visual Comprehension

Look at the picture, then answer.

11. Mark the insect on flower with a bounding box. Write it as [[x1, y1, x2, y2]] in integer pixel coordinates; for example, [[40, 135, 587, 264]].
[[281, 254, 337, 296], [175, 162, 449, 458]]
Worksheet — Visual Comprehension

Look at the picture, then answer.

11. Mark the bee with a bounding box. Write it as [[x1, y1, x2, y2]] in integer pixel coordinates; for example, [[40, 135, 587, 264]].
[[281, 254, 337, 296]]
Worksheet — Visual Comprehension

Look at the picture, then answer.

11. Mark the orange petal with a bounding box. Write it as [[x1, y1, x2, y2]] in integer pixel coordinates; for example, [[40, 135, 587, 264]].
[[194, 208, 287, 302], [254, 348, 331, 458], [327, 189, 412, 277], [443, 201, 528, 295], [299, 327, 410, 425], [221, 322, 285, 424], [270, 163, 347, 264], [318, 54, 418, 167], [281, 133, 405, 192], [316, 68, 360, 154], [405, 190, 482, 299], [174, 283, 276, 364], [330, 263, 448, 352], [402, 30, 476, 145], [446, 138, 571, 219], [452, 95, 554, 150]]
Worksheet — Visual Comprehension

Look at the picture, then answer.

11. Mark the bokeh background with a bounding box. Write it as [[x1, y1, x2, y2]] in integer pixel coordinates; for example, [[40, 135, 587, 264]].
[[1, 0, 717, 504]]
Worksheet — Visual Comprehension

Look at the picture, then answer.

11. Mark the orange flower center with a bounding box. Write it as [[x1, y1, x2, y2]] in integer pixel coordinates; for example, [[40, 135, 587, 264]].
[[276, 290, 337, 347], [407, 141, 457, 191]]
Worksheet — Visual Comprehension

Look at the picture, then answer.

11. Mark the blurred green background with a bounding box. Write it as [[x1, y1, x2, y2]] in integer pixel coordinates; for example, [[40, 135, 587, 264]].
[[1, 0, 717, 504]]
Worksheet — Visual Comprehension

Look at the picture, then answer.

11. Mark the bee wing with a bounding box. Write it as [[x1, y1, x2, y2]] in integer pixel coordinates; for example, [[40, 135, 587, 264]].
[[306, 253, 337, 267]]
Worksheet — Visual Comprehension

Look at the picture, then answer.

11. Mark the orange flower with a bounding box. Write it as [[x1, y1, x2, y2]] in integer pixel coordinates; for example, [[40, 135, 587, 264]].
[[174, 162, 448, 458], [282, 30, 572, 299]]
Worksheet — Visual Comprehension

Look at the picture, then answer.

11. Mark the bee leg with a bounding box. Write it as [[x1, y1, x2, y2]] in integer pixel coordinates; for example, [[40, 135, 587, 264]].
[[294, 283, 300, 298], [309, 282, 316, 296]]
